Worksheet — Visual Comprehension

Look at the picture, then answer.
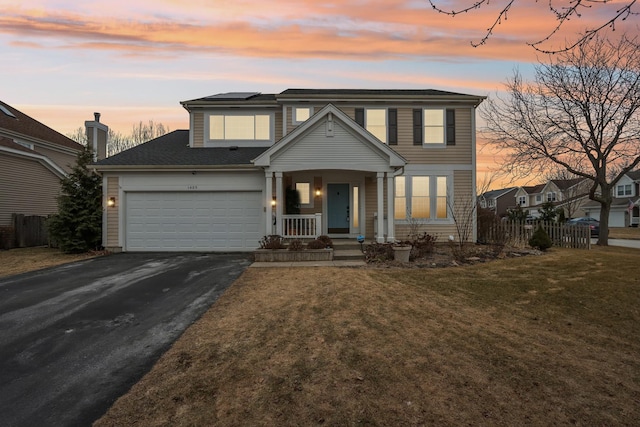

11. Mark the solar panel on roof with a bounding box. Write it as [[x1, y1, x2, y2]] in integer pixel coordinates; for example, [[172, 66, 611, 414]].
[[204, 92, 261, 100]]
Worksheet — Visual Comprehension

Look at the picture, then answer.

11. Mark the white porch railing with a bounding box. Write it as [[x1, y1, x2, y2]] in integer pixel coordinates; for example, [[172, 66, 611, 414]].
[[632, 216, 639, 226], [282, 214, 322, 238]]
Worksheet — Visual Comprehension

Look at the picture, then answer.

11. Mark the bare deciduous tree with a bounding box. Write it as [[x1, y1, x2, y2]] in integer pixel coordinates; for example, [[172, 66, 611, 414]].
[[67, 120, 170, 157], [481, 33, 640, 245], [428, 0, 638, 52]]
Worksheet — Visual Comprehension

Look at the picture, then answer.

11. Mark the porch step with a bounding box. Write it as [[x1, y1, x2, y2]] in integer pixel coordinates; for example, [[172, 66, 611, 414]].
[[332, 240, 365, 261]]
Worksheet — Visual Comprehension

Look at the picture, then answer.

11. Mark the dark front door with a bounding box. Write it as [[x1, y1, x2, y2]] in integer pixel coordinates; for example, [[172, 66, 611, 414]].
[[328, 183, 350, 234]]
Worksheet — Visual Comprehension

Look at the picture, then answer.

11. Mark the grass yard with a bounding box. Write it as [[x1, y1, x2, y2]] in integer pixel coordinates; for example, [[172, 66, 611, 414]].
[[94, 246, 640, 426], [0, 246, 99, 278], [609, 226, 640, 240]]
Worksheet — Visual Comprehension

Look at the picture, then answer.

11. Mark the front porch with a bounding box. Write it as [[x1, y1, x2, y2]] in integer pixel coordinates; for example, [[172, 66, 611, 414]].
[[264, 171, 397, 242]]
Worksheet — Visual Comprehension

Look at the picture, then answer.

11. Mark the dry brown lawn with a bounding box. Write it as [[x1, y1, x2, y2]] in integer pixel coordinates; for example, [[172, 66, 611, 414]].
[[0, 246, 99, 278], [95, 246, 640, 426], [610, 226, 640, 240]]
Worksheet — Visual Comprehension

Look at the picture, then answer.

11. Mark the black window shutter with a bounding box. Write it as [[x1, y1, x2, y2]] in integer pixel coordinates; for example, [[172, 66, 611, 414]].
[[355, 108, 364, 127], [446, 109, 455, 145], [388, 108, 397, 145], [413, 108, 422, 145]]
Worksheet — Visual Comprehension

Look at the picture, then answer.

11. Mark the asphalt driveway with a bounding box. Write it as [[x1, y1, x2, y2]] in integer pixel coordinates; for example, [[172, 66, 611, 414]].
[[0, 252, 252, 427]]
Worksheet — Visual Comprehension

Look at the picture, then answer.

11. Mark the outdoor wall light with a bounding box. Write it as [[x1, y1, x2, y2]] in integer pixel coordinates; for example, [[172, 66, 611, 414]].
[[271, 197, 277, 206], [107, 197, 116, 207], [315, 188, 322, 197]]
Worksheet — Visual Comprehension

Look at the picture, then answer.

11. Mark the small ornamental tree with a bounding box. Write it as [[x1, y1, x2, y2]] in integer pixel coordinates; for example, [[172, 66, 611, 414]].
[[538, 202, 557, 223], [529, 225, 553, 251], [48, 146, 102, 253]]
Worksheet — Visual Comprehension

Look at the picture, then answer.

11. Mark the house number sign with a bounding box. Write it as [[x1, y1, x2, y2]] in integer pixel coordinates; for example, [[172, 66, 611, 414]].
[[187, 185, 198, 190]]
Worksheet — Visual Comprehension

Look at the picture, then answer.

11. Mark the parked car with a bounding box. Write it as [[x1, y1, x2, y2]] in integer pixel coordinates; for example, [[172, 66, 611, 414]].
[[566, 217, 600, 237]]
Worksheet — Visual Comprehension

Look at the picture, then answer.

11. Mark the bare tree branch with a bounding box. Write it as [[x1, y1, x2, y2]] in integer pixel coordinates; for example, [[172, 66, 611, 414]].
[[427, 0, 639, 52], [481, 33, 640, 244]]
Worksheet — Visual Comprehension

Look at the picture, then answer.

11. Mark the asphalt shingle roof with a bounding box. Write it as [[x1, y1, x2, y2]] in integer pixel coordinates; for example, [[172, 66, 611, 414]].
[[279, 88, 476, 97], [94, 130, 268, 167], [0, 100, 82, 151]]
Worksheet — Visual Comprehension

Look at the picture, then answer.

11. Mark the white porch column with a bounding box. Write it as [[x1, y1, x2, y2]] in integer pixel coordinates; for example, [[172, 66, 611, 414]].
[[265, 171, 273, 235], [275, 172, 283, 236], [376, 172, 385, 243], [386, 173, 395, 242]]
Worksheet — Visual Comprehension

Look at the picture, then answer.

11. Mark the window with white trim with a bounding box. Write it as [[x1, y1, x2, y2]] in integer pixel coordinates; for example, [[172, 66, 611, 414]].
[[536, 194, 542, 202], [365, 108, 387, 143], [423, 109, 444, 144], [295, 182, 311, 205], [412, 108, 455, 146], [293, 107, 312, 124], [518, 195, 526, 206], [547, 192, 557, 202], [395, 175, 450, 220], [617, 184, 632, 197], [208, 113, 273, 142]]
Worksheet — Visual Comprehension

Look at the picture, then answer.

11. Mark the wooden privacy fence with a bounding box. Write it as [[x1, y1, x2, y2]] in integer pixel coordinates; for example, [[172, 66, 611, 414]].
[[479, 221, 591, 250], [0, 214, 52, 250]]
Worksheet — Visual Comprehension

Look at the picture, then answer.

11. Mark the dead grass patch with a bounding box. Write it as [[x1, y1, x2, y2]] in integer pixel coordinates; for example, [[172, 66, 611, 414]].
[[609, 227, 640, 240], [0, 247, 101, 278], [94, 246, 640, 426]]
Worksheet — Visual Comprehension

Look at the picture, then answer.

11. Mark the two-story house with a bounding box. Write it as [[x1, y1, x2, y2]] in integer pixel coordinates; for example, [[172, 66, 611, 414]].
[[0, 100, 84, 231], [478, 187, 518, 218], [583, 171, 640, 227], [511, 178, 589, 219], [94, 89, 485, 252]]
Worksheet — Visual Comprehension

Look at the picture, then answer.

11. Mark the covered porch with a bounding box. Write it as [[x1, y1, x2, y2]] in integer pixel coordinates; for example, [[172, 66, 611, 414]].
[[252, 104, 406, 242], [264, 170, 397, 242]]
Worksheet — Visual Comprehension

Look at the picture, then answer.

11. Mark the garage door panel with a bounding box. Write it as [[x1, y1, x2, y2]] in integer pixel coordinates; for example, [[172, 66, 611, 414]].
[[126, 191, 263, 251]]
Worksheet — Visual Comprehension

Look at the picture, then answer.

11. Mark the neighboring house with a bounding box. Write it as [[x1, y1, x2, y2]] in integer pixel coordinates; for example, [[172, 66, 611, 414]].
[[583, 171, 640, 227], [94, 89, 485, 252], [478, 187, 517, 217], [0, 100, 84, 228], [512, 178, 590, 219]]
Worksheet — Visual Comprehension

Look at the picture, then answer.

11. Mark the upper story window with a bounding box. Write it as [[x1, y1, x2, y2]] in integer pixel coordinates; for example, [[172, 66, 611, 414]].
[[208, 112, 274, 146], [293, 107, 312, 125], [547, 192, 557, 202], [518, 195, 526, 206], [617, 184, 632, 197], [488, 199, 495, 208], [355, 108, 397, 145], [413, 108, 455, 146], [536, 194, 542, 202]]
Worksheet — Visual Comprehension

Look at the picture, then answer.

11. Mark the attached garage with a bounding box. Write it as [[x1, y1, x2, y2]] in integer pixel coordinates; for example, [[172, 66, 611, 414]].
[[125, 191, 263, 251]]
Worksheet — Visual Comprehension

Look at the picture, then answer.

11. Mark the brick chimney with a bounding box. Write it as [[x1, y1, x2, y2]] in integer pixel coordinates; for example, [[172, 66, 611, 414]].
[[85, 112, 108, 161]]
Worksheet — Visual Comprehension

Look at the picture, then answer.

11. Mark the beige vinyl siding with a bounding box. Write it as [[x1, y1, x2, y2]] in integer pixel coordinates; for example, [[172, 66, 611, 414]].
[[0, 154, 61, 226], [364, 176, 377, 238], [193, 112, 204, 147], [270, 120, 390, 171], [32, 145, 78, 173], [273, 109, 283, 142], [106, 176, 119, 247], [393, 107, 473, 164]]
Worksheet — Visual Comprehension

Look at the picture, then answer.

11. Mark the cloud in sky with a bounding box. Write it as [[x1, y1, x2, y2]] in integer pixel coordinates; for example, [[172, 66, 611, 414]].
[[1, 0, 638, 186]]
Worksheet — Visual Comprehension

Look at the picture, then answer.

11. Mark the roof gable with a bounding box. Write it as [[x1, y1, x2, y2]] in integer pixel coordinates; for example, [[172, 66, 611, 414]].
[[0, 100, 82, 151], [252, 104, 406, 171]]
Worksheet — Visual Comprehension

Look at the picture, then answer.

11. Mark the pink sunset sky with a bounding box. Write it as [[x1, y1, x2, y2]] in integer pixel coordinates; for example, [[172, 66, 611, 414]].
[[1, 0, 638, 188]]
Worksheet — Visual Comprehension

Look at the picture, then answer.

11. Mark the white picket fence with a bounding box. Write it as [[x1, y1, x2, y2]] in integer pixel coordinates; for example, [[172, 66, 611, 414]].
[[480, 221, 591, 249]]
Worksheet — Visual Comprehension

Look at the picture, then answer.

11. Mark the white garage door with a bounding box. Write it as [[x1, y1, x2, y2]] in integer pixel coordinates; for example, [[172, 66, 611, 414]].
[[126, 191, 263, 251]]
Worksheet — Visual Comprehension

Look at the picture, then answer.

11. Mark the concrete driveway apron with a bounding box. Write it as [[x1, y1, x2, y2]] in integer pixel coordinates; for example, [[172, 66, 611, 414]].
[[0, 252, 251, 427]]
